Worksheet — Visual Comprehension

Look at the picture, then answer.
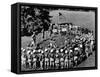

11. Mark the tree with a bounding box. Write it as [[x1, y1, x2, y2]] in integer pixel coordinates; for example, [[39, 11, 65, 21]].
[[38, 8, 51, 39], [21, 6, 51, 45]]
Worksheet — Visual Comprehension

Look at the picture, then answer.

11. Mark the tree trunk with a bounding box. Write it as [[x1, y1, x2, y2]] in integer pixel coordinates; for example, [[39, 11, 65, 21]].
[[43, 30, 45, 40]]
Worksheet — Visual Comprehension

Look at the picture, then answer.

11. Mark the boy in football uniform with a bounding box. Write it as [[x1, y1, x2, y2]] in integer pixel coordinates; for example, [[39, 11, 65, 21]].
[[64, 49, 69, 68], [44, 49, 49, 69], [49, 48, 55, 69], [59, 48, 64, 69], [68, 49, 74, 68], [32, 55, 37, 70], [39, 49, 44, 69], [55, 53, 60, 69]]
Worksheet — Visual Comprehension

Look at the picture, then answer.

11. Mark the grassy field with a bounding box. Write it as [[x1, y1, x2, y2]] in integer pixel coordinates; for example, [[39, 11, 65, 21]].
[[21, 36, 32, 49], [77, 52, 95, 67], [21, 33, 67, 49], [21, 31, 50, 48]]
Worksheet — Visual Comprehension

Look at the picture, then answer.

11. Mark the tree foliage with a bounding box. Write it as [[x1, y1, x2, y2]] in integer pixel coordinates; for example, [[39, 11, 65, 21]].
[[21, 6, 51, 36]]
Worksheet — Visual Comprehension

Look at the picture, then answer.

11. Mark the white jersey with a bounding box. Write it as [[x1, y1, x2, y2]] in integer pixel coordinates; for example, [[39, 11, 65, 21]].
[[55, 58, 59, 63], [45, 58, 49, 62], [74, 56, 78, 61], [53, 29, 57, 33], [33, 58, 37, 62], [62, 28, 67, 32], [91, 40, 94, 45], [21, 55, 26, 65], [50, 58, 54, 62]]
